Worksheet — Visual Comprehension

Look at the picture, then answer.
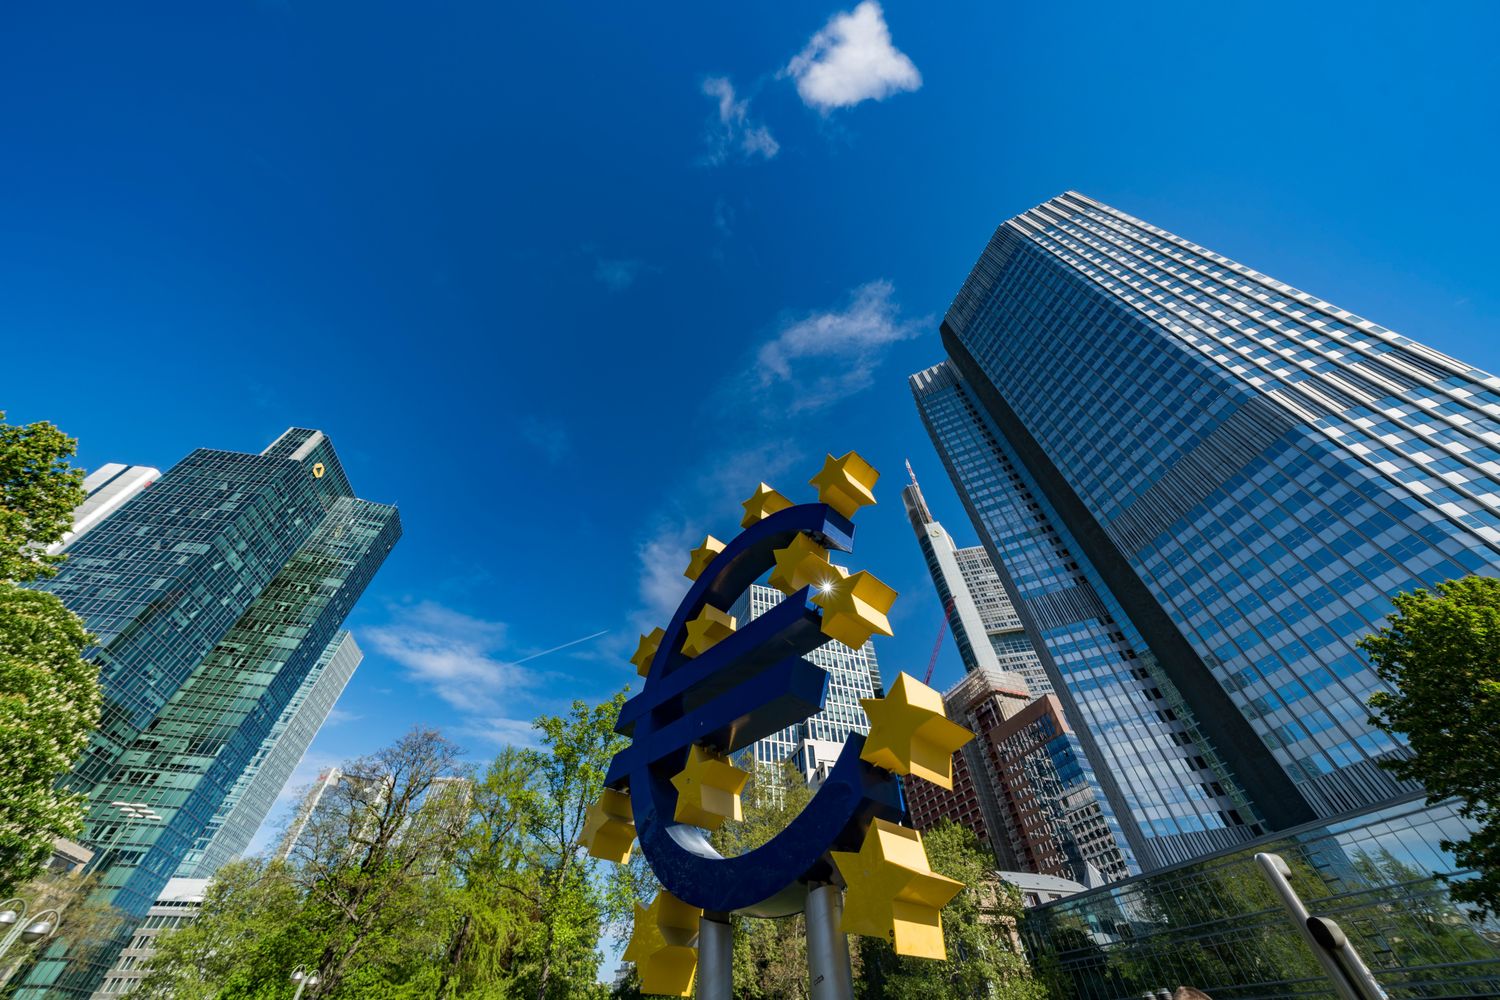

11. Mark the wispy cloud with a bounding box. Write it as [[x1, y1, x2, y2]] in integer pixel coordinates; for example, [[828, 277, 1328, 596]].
[[753, 280, 924, 412], [785, 2, 921, 112], [594, 257, 653, 292], [520, 416, 571, 464], [325, 707, 362, 726], [713, 197, 735, 238], [626, 281, 920, 628], [458, 716, 544, 749], [365, 602, 609, 749], [365, 602, 524, 714], [701, 76, 780, 164], [634, 523, 699, 628]]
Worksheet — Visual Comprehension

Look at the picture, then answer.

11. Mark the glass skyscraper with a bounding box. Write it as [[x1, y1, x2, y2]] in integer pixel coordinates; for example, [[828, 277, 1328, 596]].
[[901, 465, 1051, 694], [729, 583, 884, 774], [901, 467, 1134, 882], [914, 191, 1500, 873], [21, 429, 398, 997], [175, 630, 363, 878]]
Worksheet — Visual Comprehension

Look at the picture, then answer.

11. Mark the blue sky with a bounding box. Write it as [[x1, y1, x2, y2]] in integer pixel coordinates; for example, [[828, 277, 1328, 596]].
[[4, 1, 1500, 858]]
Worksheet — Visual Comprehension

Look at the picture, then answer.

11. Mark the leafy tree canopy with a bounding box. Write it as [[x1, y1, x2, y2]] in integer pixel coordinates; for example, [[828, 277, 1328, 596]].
[[857, 821, 1044, 1000], [0, 583, 100, 895], [1365, 574, 1500, 917], [0, 410, 86, 583]]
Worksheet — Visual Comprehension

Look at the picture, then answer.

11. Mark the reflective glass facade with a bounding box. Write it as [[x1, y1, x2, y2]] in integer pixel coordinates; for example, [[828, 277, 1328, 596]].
[[933, 191, 1500, 838], [21, 429, 398, 998], [902, 470, 1135, 880], [176, 630, 363, 878], [900, 473, 1051, 694], [729, 583, 883, 767], [1022, 796, 1500, 999], [989, 694, 1132, 885], [914, 361, 1264, 869]]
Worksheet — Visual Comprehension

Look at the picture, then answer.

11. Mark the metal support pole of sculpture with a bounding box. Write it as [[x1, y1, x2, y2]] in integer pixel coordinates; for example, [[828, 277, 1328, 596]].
[[805, 883, 854, 1000], [697, 915, 732, 1000], [1255, 853, 1387, 1000]]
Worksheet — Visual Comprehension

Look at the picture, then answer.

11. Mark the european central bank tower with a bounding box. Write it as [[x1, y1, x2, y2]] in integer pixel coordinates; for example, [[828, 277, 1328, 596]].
[[20, 429, 399, 997], [913, 191, 1499, 872]]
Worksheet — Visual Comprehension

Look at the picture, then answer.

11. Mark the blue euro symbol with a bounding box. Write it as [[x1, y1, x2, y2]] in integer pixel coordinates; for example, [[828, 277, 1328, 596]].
[[606, 502, 904, 916]]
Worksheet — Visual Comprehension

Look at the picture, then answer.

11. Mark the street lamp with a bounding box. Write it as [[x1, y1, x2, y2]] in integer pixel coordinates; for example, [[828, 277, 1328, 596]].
[[85, 801, 162, 874], [290, 964, 320, 999], [0, 899, 60, 961]]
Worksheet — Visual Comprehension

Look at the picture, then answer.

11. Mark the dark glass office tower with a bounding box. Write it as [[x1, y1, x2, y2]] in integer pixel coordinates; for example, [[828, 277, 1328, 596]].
[[915, 191, 1500, 870], [20, 430, 398, 997]]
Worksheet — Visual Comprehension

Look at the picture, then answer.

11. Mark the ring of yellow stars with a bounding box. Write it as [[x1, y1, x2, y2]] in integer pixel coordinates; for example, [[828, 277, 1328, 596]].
[[810, 451, 879, 519], [831, 818, 964, 960], [740, 482, 793, 527], [623, 891, 702, 997], [768, 533, 840, 596], [681, 605, 736, 658], [811, 570, 896, 650], [860, 672, 974, 789], [671, 745, 750, 830], [630, 627, 666, 677], [582, 788, 636, 864], [683, 535, 725, 582]]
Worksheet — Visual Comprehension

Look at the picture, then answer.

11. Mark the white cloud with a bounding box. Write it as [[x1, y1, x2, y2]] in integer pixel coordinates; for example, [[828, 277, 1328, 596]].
[[635, 523, 698, 628], [785, 2, 921, 112], [593, 257, 650, 292], [754, 280, 924, 412], [624, 281, 917, 634], [458, 717, 543, 749], [520, 415, 571, 464], [701, 76, 780, 164], [364, 601, 529, 714]]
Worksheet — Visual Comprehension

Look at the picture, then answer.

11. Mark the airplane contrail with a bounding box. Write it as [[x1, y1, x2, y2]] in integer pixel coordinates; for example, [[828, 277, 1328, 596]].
[[511, 629, 609, 666]]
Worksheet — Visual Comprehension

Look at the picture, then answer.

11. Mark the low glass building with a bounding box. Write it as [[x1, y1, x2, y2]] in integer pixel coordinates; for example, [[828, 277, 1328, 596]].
[[1021, 796, 1500, 999]]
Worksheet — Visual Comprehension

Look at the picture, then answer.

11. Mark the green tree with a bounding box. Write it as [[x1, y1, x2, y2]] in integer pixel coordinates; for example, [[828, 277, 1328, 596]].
[[1363, 575, 1500, 917], [0, 868, 117, 988], [0, 411, 86, 584], [292, 728, 469, 995], [444, 692, 627, 1000], [0, 585, 100, 895], [858, 822, 1044, 1000], [526, 694, 628, 999], [132, 860, 307, 1000], [133, 731, 471, 1000], [0, 411, 95, 897]]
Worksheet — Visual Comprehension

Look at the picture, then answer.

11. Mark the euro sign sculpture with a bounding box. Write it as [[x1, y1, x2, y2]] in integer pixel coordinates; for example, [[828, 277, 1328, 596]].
[[586, 453, 975, 998]]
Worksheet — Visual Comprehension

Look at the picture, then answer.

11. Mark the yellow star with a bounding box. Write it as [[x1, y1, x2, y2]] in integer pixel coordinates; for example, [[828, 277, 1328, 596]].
[[682, 535, 725, 582], [670, 745, 750, 830], [811, 570, 896, 649], [809, 452, 879, 519], [630, 628, 666, 677], [740, 482, 794, 527], [681, 605, 735, 658], [623, 891, 702, 997], [767, 533, 841, 596], [581, 788, 636, 864], [860, 673, 974, 789], [832, 818, 963, 959]]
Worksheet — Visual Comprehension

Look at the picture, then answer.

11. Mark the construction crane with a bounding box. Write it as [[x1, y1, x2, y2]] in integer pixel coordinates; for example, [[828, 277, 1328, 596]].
[[923, 596, 957, 685]]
